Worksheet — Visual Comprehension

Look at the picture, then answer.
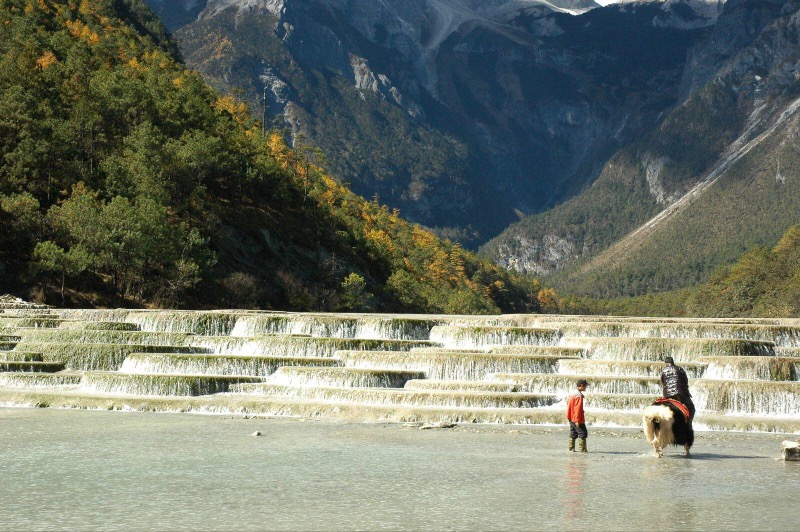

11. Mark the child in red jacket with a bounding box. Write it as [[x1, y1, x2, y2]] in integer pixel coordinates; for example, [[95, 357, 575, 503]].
[[567, 379, 589, 452]]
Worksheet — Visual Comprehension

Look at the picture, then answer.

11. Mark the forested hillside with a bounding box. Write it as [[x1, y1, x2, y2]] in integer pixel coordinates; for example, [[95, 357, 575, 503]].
[[688, 224, 800, 317], [0, 0, 542, 313], [575, 223, 800, 318]]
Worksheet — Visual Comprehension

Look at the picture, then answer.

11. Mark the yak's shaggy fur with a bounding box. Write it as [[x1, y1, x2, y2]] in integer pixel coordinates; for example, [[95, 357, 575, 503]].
[[642, 402, 694, 458]]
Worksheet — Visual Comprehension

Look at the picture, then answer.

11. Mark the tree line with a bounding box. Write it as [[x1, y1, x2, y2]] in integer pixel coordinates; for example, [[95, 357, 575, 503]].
[[0, 0, 552, 314]]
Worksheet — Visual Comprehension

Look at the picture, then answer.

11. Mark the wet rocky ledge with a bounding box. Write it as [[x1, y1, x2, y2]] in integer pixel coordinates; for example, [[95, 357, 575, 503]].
[[0, 304, 798, 433]]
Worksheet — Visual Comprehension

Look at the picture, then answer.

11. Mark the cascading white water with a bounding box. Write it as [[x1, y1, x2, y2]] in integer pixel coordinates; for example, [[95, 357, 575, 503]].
[[694, 380, 800, 416], [0, 372, 81, 387], [58, 321, 140, 331], [1, 317, 61, 328], [489, 345, 587, 357], [229, 314, 290, 336], [410, 347, 489, 354], [126, 311, 240, 336], [403, 379, 519, 392], [0, 361, 64, 373], [54, 309, 135, 322], [12, 342, 208, 371], [14, 329, 194, 346], [553, 322, 800, 346], [119, 353, 340, 376], [353, 317, 443, 340], [1, 351, 41, 362], [1, 309, 799, 430], [230, 314, 359, 338], [265, 367, 425, 388], [700, 356, 800, 381], [578, 393, 659, 411], [776, 347, 800, 358], [429, 325, 561, 349], [557, 359, 707, 378], [0, 340, 18, 351], [561, 337, 775, 362], [230, 314, 443, 340], [234, 384, 559, 409], [187, 336, 429, 357], [490, 373, 662, 395], [337, 350, 569, 381], [79, 372, 264, 396]]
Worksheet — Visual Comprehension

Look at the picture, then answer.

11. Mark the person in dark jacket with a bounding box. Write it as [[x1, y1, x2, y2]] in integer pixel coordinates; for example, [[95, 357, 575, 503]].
[[660, 356, 695, 420], [566, 379, 589, 452]]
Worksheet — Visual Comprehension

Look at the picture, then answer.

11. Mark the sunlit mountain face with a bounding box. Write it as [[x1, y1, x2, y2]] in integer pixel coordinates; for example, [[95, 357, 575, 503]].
[[146, 0, 720, 246]]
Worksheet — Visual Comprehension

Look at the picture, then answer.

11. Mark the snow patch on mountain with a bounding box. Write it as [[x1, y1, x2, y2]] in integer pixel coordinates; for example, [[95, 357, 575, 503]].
[[610, 0, 725, 28], [201, 0, 285, 20]]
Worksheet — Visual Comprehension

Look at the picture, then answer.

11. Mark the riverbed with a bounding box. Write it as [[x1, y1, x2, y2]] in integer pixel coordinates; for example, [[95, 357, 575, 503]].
[[0, 408, 797, 531]]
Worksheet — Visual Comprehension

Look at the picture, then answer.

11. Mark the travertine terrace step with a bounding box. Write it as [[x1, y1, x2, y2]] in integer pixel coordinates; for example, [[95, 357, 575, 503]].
[[490, 373, 662, 395], [581, 393, 660, 411], [231, 384, 559, 409], [266, 367, 426, 388], [185, 336, 434, 358], [336, 350, 580, 380], [700, 356, 800, 381], [119, 353, 341, 376], [12, 343, 210, 371], [0, 386, 797, 432], [80, 372, 265, 396], [58, 321, 141, 331], [549, 322, 800, 347], [230, 313, 445, 340], [0, 372, 82, 387], [429, 325, 562, 348], [12, 329, 195, 346], [488, 346, 588, 356], [0, 309, 796, 431], [776, 347, 800, 358], [0, 361, 65, 373], [694, 380, 800, 416], [562, 337, 775, 361], [0, 317, 62, 328], [557, 359, 707, 378], [403, 380, 521, 393], [1, 352, 43, 362]]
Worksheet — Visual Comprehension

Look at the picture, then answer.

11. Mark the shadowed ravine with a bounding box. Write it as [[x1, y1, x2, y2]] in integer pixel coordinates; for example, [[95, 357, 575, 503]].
[[1, 301, 799, 432]]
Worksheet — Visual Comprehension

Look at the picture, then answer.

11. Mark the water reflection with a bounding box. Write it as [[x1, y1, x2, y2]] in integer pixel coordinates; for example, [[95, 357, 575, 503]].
[[562, 457, 587, 526]]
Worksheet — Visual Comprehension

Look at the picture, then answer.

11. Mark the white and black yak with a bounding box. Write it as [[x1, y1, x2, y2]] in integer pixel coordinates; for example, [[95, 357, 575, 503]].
[[642, 399, 694, 458]]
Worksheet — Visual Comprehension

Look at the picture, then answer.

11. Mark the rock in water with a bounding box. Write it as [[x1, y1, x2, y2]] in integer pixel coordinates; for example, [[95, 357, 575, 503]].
[[782, 440, 799, 461], [419, 422, 457, 430], [252, 431, 262, 437]]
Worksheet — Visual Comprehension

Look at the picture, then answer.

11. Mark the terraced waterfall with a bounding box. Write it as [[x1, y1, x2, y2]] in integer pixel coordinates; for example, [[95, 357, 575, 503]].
[[1, 301, 799, 432]]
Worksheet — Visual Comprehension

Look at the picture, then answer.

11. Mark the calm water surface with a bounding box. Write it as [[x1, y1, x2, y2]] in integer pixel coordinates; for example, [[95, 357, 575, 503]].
[[0, 407, 797, 531]]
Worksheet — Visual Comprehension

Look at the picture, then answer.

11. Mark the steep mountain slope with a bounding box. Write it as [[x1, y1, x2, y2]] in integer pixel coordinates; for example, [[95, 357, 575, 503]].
[[144, 0, 715, 244], [0, 0, 537, 313], [484, 0, 800, 296], [141, 0, 800, 303], [688, 223, 800, 317]]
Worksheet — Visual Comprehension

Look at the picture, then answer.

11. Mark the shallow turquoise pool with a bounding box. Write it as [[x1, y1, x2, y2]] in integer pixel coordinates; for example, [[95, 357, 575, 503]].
[[0, 408, 797, 531]]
